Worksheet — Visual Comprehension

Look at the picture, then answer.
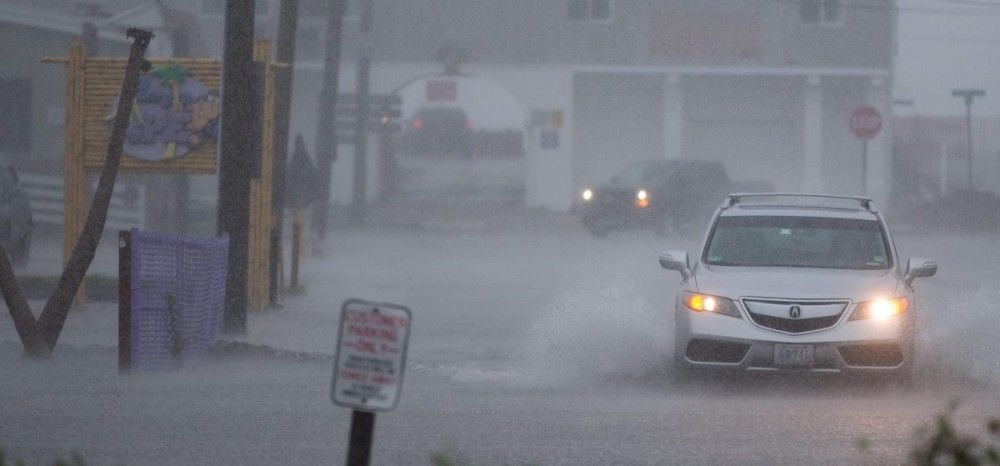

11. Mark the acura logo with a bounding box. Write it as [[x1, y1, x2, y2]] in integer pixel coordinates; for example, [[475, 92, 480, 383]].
[[789, 305, 802, 319]]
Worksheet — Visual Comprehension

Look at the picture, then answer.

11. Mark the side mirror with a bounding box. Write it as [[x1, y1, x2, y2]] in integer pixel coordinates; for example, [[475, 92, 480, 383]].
[[659, 250, 691, 282], [904, 257, 937, 288]]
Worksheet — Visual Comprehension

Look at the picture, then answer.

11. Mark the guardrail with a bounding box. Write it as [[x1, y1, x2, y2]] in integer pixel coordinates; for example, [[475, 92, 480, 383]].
[[20, 173, 146, 231]]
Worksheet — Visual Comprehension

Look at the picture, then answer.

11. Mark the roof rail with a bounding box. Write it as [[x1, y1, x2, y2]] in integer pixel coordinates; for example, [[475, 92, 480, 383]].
[[723, 193, 877, 213]]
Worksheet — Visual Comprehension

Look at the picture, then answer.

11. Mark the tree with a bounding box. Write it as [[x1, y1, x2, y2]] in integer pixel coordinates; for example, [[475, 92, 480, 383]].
[[0, 29, 154, 357]]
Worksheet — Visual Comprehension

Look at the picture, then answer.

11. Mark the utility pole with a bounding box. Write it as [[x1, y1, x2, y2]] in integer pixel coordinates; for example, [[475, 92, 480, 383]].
[[312, 0, 347, 248], [82, 23, 98, 55], [170, 17, 193, 236], [218, 0, 257, 335], [351, 0, 374, 224], [951, 89, 985, 191], [270, 0, 300, 306]]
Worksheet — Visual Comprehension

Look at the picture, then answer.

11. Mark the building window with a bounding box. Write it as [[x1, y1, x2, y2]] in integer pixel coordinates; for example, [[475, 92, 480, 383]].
[[568, 0, 613, 22], [0, 79, 32, 152], [800, 0, 841, 25], [201, 0, 271, 17]]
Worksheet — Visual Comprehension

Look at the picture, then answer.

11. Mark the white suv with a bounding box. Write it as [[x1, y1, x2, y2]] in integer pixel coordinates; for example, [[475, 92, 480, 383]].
[[659, 194, 937, 378]]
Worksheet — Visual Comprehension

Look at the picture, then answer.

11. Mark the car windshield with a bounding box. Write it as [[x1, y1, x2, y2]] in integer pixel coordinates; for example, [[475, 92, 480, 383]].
[[614, 162, 668, 187], [704, 215, 891, 270]]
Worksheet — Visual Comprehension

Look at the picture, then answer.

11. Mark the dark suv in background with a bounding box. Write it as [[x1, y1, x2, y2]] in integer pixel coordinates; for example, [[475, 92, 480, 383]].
[[579, 159, 731, 237], [403, 106, 474, 158]]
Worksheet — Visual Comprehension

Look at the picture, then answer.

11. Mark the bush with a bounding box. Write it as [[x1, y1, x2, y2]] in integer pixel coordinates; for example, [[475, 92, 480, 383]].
[[910, 400, 999, 465]]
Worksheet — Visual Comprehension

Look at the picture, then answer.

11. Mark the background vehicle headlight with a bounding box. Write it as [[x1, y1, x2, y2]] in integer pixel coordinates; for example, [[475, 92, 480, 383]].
[[634, 189, 649, 208], [850, 297, 909, 321], [682, 292, 741, 318], [581, 189, 593, 201]]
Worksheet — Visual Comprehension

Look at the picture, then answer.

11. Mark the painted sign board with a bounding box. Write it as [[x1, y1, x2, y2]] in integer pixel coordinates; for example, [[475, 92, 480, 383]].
[[331, 299, 412, 412]]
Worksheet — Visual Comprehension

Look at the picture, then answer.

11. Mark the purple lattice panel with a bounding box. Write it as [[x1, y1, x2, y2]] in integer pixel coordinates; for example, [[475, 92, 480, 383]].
[[129, 229, 229, 372]]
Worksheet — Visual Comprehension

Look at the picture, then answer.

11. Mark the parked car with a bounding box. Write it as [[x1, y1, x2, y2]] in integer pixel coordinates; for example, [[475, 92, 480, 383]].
[[403, 106, 474, 157], [578, 159, 731, 237], [0, 164, 32, 267], [659, 193, 936, 382]]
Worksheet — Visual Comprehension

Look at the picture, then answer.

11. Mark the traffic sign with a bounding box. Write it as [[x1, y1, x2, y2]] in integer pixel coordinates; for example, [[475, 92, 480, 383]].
[[850, 106, 882, 140], [331, 299, 411, 412]]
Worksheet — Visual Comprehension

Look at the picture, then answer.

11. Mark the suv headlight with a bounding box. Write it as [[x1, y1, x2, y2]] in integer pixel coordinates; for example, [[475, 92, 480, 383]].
[[850, 297, 909, 321], [581, 188, 593, 202], [634, 189, 649, 208], [682, 292, 741, 318]]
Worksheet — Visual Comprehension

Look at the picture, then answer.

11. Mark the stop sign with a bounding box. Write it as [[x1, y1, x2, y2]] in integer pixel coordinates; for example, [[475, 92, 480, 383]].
[[850, 106, 882, 140]]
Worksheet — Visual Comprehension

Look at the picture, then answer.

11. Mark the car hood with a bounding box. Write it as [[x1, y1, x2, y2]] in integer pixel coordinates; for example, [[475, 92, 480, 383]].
[[693, 264, 901, 301]]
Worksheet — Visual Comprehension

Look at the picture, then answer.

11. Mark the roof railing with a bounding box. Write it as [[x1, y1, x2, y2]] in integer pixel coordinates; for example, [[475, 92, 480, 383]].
[[722, 193, 877, 213]]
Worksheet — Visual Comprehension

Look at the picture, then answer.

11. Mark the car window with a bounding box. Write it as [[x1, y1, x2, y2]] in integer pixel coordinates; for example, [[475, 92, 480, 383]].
[[614, 162, 648, 186], [704, 215, 891, 270]]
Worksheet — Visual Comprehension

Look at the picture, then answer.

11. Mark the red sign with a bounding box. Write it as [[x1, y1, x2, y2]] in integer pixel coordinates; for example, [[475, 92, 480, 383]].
[[331, 299, 411, 412], [850, 106, 882, 140], [426, 80, 457, 102]]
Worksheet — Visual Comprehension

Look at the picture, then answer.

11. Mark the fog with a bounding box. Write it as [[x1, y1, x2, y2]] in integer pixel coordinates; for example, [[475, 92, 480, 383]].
[[1, 1, 999, 465]]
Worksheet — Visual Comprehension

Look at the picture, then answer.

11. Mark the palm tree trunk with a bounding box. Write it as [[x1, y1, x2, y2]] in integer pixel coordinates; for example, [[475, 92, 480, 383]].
[[0, 244, 48, 357], [33, 29, 155, 350]]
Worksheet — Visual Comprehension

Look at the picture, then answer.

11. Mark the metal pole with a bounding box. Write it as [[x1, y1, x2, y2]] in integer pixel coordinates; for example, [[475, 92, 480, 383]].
[[346, 410, 376, 466], [351, 0, 374, 224], [170, 21, 193, 235], [312, 0, 346, 246], [861, 139, 868, 195], [82, 23, 99, 55], [965, 96, 974, 191], [218, 0, 256, 335], [940, 143, 948, 196], [290, 207, 302, 290], [351, 59, 370, 223], [270, 0, 300, 306], [117, 231, 132, 373], [951, 89, 984, 191]]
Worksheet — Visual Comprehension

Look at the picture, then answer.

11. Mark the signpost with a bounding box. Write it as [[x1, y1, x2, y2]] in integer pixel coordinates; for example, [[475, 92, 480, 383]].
[[849, 106, 882, 194], [952, 89, 985, 190], [332, 299, 412, 466]]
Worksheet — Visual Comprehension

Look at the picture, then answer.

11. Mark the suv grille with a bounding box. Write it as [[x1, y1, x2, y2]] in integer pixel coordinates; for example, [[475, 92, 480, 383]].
[[747, 312, 841, 333], [743, 299, 847, 334]]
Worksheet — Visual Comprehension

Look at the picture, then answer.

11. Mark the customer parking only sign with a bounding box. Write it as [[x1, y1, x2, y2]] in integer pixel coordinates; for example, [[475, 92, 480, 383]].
[[331, 299, 412, 412]]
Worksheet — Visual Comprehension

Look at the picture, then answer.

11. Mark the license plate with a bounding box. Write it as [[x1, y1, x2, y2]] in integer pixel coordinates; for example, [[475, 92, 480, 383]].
[[774, 344, 815, 366]]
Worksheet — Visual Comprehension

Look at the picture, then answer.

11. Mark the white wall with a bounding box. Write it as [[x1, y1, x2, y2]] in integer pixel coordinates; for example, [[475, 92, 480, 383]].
[[683, 75, 802, 192], [289, 61, 576, 211]]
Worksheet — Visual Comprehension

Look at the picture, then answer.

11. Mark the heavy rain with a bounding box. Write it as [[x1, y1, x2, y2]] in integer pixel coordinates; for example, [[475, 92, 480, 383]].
[[1, 1, 999, 465]]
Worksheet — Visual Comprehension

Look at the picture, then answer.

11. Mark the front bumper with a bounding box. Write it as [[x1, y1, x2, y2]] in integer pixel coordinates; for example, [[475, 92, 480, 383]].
[[674, 303, 914, 374]]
